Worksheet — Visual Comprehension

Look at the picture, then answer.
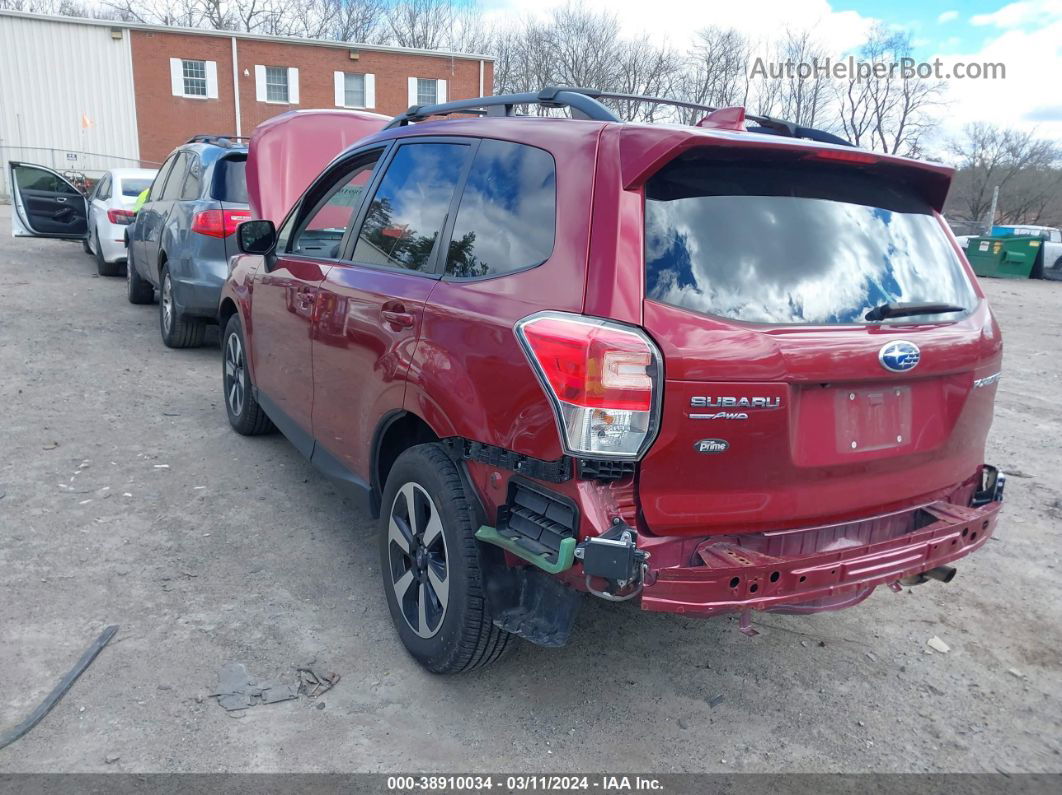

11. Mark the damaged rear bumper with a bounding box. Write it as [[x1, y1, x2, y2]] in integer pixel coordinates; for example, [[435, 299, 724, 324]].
[[640, 486, 1002, 618]]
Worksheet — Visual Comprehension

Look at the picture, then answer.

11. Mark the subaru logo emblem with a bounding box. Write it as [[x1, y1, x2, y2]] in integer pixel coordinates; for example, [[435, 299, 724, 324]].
[[878, 340, 920, 373]]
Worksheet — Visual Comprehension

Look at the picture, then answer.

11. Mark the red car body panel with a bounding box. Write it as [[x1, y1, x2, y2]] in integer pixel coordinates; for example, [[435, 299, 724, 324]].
[[222, 109, 1004, 624], [246, 109, 388, 223]]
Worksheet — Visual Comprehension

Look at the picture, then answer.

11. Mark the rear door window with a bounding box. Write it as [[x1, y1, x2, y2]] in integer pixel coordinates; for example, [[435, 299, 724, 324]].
[[352, 142, 471, 273], [644, 156, 977, 325], [444, 139, 556, 279], [161, 154, 189, 201], [180, 156, 202, 200]]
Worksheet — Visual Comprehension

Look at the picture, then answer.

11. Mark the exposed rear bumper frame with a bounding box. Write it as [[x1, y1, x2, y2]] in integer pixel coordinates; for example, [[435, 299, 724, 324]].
[[640, 483, 1002, 618]]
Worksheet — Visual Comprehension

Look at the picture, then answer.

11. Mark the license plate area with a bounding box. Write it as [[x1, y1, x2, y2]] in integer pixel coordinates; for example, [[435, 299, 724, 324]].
[[834, 385, 911, 453]]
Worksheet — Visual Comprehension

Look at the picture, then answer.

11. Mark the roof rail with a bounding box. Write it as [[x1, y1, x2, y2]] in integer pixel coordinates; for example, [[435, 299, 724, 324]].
[[184, 134, 249, 148], [386, 86, 852, 146], [385, 87, 620, 128]]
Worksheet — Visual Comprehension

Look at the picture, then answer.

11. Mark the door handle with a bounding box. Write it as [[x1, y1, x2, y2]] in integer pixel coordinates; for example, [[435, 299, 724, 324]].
[[56, 197, 68, 203], [381, 309, 415, 329]]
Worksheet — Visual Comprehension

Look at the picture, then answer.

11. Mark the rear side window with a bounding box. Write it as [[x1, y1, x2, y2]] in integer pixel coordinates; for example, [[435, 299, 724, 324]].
[[353, 142, 470, 273], [180, 156, 202, 200], [161, 153, 189, 201], [212, 156, 248, 203], [149, 156, 176, 201], [445, 139, 556, 279], [644, 156, 977, 325]]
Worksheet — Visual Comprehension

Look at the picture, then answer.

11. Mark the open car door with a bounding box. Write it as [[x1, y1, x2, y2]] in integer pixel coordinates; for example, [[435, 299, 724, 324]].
[[8, 161, 88, 239]]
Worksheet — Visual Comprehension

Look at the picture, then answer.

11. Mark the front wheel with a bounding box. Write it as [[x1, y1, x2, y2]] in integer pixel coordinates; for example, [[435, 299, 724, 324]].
[[222, 314, 274, 435], [126, 244, 153, 304], [379, 444, 512, 674]]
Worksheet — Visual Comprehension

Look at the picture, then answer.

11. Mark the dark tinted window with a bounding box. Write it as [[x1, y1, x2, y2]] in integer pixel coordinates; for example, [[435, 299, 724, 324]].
[[160, 154, 189, 201], [96, 175, 111, 200], [14, 166, 61, 193], [644, 157, 976, 325], [120, 178, 152, 197], [353, 143, 470, 273], [445, 140, 556, 279], [212, 156, 248, 202], [149, 156, 176, 201], [180, 156, 202, 200]]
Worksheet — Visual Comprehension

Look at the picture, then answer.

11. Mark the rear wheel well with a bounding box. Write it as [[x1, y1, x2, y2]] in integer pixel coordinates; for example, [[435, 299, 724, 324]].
[[157, 250, 167, 281], [373, 412, 439, 514]]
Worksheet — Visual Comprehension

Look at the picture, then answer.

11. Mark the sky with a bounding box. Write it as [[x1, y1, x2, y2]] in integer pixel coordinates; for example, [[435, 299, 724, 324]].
[[482, 0, 1062, 146]]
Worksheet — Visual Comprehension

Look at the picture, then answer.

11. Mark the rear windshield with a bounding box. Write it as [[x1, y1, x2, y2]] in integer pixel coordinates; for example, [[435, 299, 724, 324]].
[[120, 178, 152, 197], [211, 156, 248, 203], [644, 156, 976, 325]]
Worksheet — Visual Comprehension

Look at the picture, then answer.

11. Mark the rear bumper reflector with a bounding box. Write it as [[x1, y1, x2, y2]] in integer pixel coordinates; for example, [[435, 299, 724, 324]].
[[640, 497, 1001, 617]]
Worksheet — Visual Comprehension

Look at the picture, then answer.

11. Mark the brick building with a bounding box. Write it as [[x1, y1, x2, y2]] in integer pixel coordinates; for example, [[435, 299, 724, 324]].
[[0, 10, 493, 197]]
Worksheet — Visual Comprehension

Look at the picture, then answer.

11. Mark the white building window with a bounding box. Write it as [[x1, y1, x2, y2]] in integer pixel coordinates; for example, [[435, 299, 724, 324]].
[[169, 58, 217, 99], [407, 76, 446, 107], [183, 60, 207, 96], [265, 67, 288, 102], [333, 72, 376, 109], [255, 65, 299, 104]]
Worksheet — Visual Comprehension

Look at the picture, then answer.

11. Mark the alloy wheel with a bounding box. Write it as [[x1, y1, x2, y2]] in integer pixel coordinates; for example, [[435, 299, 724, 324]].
[[161, 275, 174, 334], [224, 332, 245, 417], [387, 482, 449, 639]]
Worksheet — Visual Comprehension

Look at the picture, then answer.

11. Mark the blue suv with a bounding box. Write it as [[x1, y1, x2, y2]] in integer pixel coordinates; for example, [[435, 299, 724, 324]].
[[126, 136, 249, 348]]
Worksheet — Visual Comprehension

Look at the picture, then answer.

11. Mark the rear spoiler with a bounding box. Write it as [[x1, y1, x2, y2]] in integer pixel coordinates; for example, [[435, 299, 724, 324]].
[[617, 126, 955, 212]]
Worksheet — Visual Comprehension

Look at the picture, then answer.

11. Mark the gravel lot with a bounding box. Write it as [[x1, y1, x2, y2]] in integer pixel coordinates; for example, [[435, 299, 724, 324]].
[[0, 203, 1060, 775]]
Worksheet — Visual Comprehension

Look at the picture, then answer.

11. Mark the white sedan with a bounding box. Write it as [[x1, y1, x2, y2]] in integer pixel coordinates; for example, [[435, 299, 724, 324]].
[[84, 167, 157, 276]]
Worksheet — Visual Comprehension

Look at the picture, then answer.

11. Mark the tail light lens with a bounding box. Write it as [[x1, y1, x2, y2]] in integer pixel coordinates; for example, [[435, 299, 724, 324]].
[[107, 208, 136, 225], [191, 209, 251, 238], [515, 312, 662, 459]]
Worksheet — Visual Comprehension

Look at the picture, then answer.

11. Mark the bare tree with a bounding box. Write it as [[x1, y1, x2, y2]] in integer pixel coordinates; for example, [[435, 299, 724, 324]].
[[945, 123, 1062, 228], [385, 0, 451, 50], [834, 26, 943, 155], [609, 37, 680, 121], [675, 27, 750, 124]]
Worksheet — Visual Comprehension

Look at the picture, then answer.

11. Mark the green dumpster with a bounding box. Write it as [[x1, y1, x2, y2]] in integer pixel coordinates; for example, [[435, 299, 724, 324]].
[[963, 234, 1045, 279]]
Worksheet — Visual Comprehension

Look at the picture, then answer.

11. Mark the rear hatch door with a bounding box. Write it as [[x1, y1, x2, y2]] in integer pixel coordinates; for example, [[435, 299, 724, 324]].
[[636, 146, 1002, 536]]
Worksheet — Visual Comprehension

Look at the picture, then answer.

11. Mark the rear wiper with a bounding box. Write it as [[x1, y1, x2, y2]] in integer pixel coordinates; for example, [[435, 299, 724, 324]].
[[864, 302, 966, 322]]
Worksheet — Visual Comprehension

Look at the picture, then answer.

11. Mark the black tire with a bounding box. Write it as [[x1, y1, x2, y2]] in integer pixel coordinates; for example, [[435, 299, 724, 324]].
[[379, 443, 513, 674], [95, 230, 122, 277], [222, 314, 275, 436], [1046, 257, 1062, 282], [159, 265, 205, 348], [126, 244, 153, 304], [82, 234, 92, 255]]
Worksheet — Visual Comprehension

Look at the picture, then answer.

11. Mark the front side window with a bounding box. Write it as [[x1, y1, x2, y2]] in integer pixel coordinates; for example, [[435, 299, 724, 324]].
[[183, 60, 207, 97], [644, 155, 976, 325], [344, 73, 366, 107], [353, 143, 470, 273], [416, 78, 438, 106], [445, 140, 556, 279], [289, 155, 381, 258], [265, 67, 288, 103]]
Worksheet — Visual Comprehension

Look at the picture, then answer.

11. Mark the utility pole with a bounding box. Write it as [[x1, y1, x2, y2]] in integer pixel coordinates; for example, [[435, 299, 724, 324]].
[[985, 185, 999, 233]]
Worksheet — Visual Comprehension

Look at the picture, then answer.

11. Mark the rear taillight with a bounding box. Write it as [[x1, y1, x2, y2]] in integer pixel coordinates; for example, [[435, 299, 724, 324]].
[[107, 208, 136, 225], [191, 209, 251, 238], [516, 312, 662, 459]]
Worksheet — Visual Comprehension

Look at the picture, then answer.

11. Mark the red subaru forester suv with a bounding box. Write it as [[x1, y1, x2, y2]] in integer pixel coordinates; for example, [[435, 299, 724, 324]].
[[220, 89, 1004, 673]]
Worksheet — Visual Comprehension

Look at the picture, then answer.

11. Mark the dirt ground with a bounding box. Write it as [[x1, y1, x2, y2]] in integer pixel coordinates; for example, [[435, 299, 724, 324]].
[[0, 203, 1059, 775]]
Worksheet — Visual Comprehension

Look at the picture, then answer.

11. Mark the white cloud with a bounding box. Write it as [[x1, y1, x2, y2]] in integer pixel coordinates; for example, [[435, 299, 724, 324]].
[[970, 0, 1062, 27], [932, 18, 1062, 144], [937, 10, 959, 23]]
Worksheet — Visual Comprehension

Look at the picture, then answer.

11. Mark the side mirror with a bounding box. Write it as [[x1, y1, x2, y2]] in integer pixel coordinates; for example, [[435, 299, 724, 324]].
[[236, 219, 277, 256]]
